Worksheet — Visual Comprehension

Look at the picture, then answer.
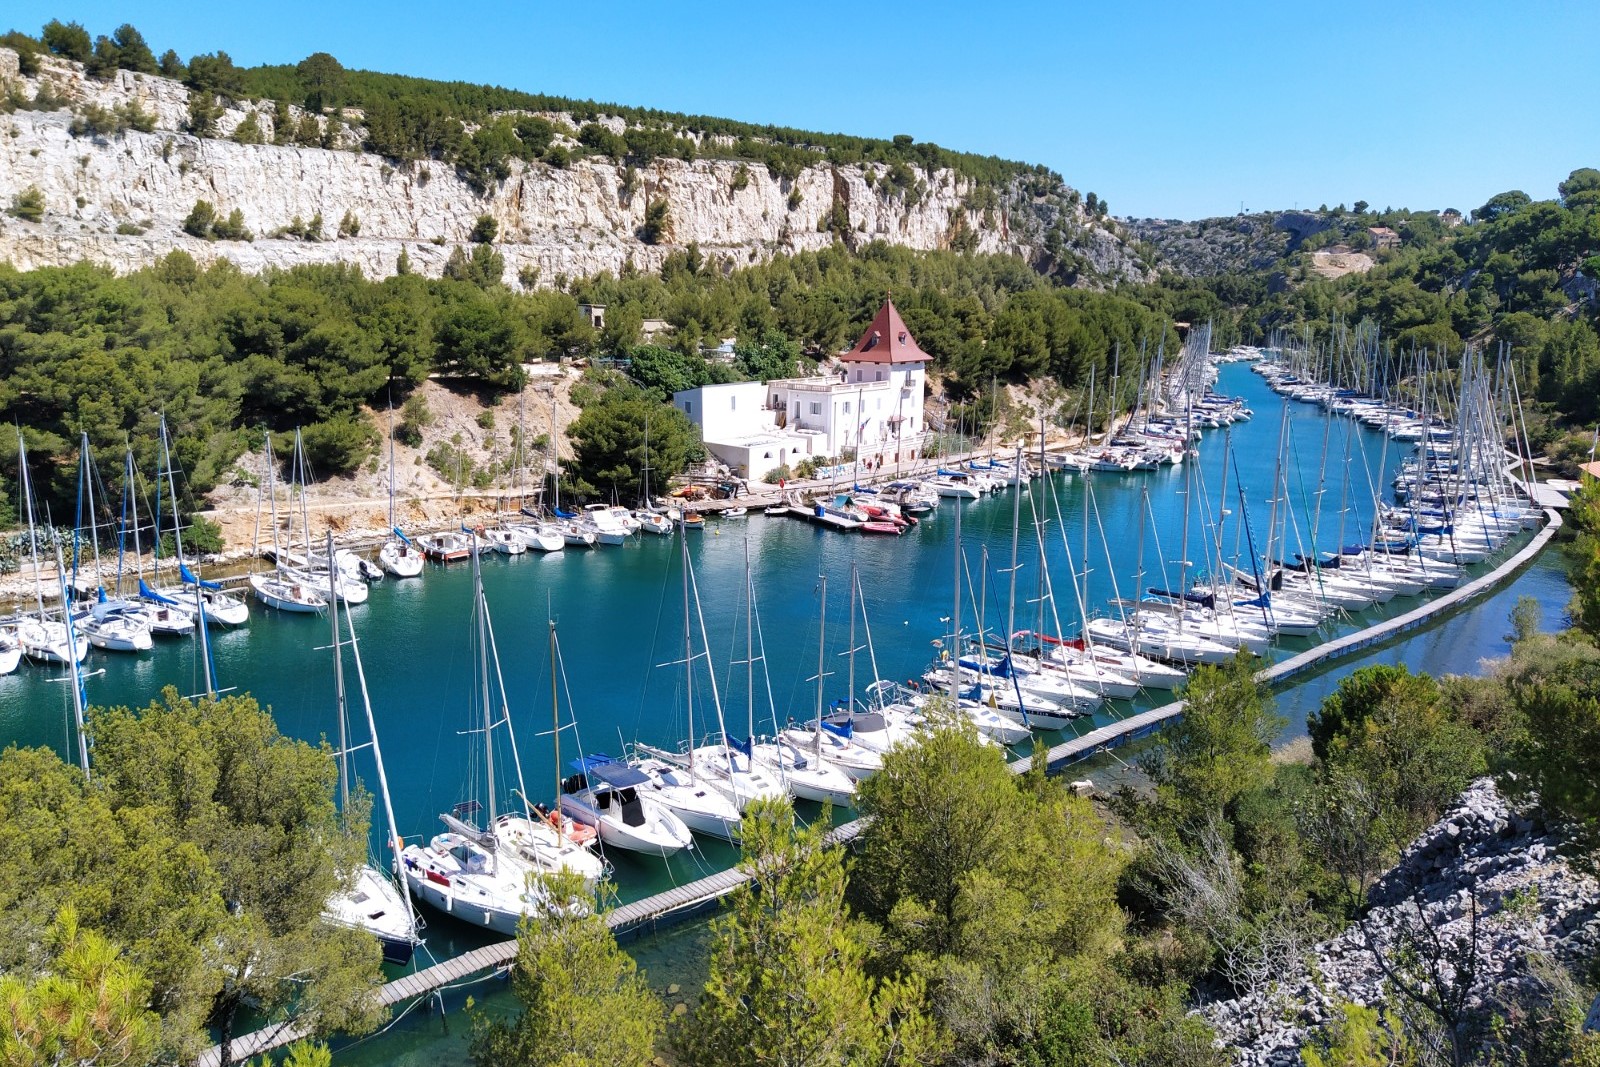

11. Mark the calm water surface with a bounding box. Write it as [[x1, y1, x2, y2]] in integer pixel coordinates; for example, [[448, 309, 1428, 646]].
[[0, 364, 1573, 1062]]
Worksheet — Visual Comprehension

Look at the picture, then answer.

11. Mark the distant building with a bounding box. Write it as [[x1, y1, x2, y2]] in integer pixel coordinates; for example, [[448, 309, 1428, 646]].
[[1440, 209, 1464, 228], [578, 303, 606, 330], [671, 298, 930, 480], [641, 318, 673, 341], [1367, 226, 1401, 250]]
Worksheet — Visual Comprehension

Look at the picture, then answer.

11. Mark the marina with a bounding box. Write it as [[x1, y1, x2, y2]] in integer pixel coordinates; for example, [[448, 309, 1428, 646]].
[[0, 343, 1572, 1063], [203, 500, 1561, 1067]]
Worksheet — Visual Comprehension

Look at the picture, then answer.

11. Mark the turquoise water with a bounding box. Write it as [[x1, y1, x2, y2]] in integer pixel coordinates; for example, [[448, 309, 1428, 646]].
[[0, 363, 1572, 1057]]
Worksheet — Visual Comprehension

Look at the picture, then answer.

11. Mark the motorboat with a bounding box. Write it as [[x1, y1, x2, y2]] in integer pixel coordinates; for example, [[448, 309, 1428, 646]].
[[559, 754, 695, 857], [419, 531, 473, 562]]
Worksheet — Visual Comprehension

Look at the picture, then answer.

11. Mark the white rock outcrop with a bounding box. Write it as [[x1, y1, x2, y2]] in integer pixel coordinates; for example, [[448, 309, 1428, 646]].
[[0, 50, 1157, 286], [1203, 779, 1600, 1064]]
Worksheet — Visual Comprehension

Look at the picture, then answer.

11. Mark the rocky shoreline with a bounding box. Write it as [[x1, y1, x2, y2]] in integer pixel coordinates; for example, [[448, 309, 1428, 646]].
[[1202, 779, 1600, 1062]]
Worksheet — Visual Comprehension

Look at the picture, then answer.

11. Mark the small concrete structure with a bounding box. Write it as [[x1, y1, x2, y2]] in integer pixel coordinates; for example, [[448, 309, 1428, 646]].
[[1367, 226, 1401, 250]]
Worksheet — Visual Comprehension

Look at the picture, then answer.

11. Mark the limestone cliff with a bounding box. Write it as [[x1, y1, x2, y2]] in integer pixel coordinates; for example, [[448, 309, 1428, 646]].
[[0, 49, 1151, 286]]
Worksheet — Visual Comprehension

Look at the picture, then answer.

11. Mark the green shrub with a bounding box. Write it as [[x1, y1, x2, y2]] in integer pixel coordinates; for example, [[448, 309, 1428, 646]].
[[8, 185, 45, 222], [181, 199, 216, 238], [470, 214, 498, 243], [231, 111, 264, 144], [639, 198, 670, 245]]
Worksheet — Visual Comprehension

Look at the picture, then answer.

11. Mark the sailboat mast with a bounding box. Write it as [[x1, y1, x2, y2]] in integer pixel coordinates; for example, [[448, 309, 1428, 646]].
[[53, 544, 89, 777], [549, 618, 562, 844], [847, 561, 857, 712], [327, 530, 351, 818], [1005, 446, 1023, 646], [815, 573, 827, 759], [744, 538, 754, 740], [473, 540, 497, 825], [343, 584, 417, 930], [680, 525, 696, 783], [387, 403, 397, 531], [18, 436, 47, 620], [949, 499, 962, 706]]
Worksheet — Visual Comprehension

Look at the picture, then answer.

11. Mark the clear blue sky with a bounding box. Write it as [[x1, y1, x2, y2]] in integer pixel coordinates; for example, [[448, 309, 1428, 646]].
[[8, 0, 1596, 219]]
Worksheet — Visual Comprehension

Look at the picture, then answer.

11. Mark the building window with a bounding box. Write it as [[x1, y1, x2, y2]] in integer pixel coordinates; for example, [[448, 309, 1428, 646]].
[[684, 401, 692, 415], [876, 370, 885, 381], [876, 398, 883, 409], [809, 402, 821, 416], [730, 395, 737, 410], [843, 401, 851, 414]]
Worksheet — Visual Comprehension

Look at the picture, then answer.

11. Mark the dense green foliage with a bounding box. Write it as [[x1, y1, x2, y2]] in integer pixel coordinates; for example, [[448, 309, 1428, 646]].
[[566, 376, 703, 500], [1180, 168, 1600, 456], [0, 689, 383, 1066], [856, 716, 1222, 1065], [675, 798, 943, 1067], [470, 872, 662, 1067], [0, 256, 592, 519], [6, 20, 1051, 193]]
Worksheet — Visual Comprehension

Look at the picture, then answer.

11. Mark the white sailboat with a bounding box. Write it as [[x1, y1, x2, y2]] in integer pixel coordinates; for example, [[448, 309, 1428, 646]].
[[627, 529, 752, 840], [151, 417, 251, 628], [249, 432, 327, 614], [317, 533, 422, 964], [14, 435, 88, 665], [401, 542, 598, 936], [670, 528, 789, 809], [379, 404, 425, 578], [749, 562, 859, 806]]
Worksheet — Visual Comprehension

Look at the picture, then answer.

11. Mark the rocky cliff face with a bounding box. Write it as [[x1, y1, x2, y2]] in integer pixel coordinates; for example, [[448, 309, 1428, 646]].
[[0, 50, 1151, 286], [1128, 211, 1335, 277], [1203, 779, 1600, 1064]]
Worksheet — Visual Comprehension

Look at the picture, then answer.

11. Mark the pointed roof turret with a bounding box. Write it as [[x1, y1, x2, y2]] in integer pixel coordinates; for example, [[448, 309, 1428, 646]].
[[839, 298, 931, 364]]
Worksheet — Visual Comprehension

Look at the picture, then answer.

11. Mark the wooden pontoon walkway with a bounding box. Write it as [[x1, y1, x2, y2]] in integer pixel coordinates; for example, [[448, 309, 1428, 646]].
[[201, 511, 1560, 1067]]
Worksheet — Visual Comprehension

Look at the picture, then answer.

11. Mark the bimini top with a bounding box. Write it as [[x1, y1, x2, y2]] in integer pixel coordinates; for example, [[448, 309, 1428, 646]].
[[569, 753, 651, 788], [839, 298, 931, 364]]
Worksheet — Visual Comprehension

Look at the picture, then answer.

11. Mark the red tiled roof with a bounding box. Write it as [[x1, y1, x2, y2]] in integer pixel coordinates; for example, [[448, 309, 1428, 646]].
[[839, 299, 931, 363]]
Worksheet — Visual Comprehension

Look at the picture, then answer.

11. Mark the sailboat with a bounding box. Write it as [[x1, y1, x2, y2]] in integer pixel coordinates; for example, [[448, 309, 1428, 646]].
[[151, 417, 251, 628], [275, 430, 370, 605], [556, 622, 694, 856], [400, 541, 600, 936], [775, 562, 888, 780], [249, 432, 328, 614], [638, 526, 789, 810], [70, 434, 153, 654], [317, 533, 422, 964], [626, 529, 754, 840], [752, 575, 857, 799], [633, 412, 673, 536], [14, 434, 89, 666], [379, 404, 425, 578]]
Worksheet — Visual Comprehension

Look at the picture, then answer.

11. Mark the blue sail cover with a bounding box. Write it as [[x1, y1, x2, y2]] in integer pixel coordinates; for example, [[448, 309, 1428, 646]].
[[730, 736, 753, 758], [959, 655, 1012, 678], [138, 579, 179, 606], [553, 507, 576, 519], [392, 526, 414, 547], [820, 719, 853, 739], [179, 563, 222, 590]]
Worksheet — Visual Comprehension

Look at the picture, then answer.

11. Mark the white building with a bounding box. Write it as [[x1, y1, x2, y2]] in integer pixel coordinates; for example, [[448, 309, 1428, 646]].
[[768, 298, 930, 462], [672, 381, 821, 482], [671, 299, 931, 481]]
